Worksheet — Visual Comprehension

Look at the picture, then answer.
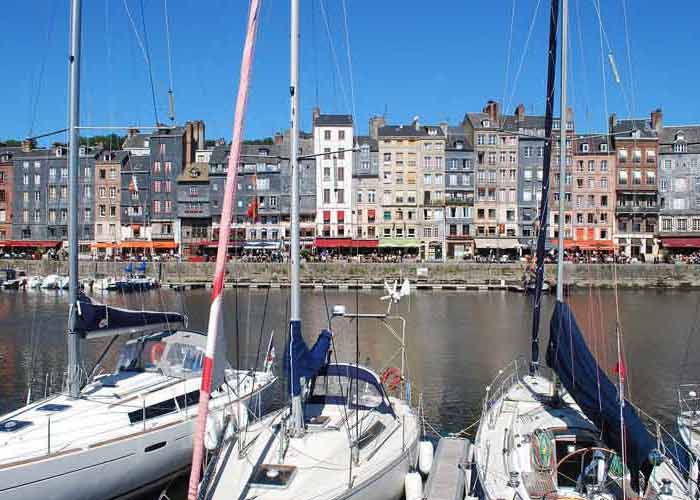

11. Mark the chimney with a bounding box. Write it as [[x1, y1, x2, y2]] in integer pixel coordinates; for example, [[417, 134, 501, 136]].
[[483, 100, 500, 123], [412, 115, 420, 131], [21, 139, 35, 153], [184, 121, 194, 168], [312, 106, 321, 124], [651, 108, 663, 133], [368, 115, 385, 139], [274, 132, 284, 145], [197, 120, 205, 150], [514, 103, 525, 123]]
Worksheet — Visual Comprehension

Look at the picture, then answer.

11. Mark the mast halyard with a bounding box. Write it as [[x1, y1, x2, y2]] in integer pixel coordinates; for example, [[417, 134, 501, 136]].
[[529, 0, 560, 374], [557, 0, 569, 302], [67, 0, 83, 399], [289, 0, 304, 438]]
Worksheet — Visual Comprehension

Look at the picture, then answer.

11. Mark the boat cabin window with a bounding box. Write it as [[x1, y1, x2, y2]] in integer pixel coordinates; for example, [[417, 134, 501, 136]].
[[162, 342, 204, 377], [115, 337, 205, 378], [116, 339, 166, 373], [310, 374, 384, 410]]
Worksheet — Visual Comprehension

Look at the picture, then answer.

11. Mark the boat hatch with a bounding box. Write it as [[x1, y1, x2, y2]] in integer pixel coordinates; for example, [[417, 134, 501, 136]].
[[0, 420, 32, 432], [127, 390, 200, 424], [358, 420, 386, 450], [249, 464, 297, 489], [37, 404, 71, 412], [305, 415, 330, 429]]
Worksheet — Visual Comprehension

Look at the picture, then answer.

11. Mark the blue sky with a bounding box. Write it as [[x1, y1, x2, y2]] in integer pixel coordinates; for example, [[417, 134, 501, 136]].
[[2, 0, 699, 145]]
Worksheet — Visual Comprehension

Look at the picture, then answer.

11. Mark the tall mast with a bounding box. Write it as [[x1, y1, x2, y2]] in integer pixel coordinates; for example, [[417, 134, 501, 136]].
[[557, 0, 568, 301], [67, 0, 83, 399], [289, 0, 304, 437], [529, 0, 560, 374], [187, 1, 262, 498]]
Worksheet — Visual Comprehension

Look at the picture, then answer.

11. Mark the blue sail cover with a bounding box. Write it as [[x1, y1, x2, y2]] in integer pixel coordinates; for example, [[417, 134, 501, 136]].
[[285, 320, 332, 397], [74, 293, 186, 336], [546, 300, 656, 486], [125, 263, 133, 274], [137, 261, 147, 273]]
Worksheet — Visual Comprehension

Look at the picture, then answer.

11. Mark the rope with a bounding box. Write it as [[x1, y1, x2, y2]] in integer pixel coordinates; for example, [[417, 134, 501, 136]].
[[506, 0, 543, 113], [501, 0, 516, 117], [318, 0, 350, 112], [340, 0, 356, 120], [27, 1, 58, 137], [163, 0, 176, 122]]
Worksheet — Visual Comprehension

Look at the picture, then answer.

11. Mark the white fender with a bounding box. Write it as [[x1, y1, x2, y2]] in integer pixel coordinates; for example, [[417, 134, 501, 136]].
[[204, 412, 221, 450], [404, 471, 422, 500], [418, 440, 434, 475]]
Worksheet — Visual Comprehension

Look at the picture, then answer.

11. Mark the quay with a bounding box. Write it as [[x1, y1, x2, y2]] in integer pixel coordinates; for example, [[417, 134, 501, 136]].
[[5, 260, 700, 289]]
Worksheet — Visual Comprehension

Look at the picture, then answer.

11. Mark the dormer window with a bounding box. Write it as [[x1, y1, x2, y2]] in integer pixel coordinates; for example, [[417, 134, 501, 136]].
[[632, 130, 641, 138], [259, 148, 269, 157], [360, 144, 370, 154], [428, 128, 437, 136], [455, 141, 464, 150], [553, 120, 561, 129], [482, 120, 490, 128], [79, 146, 87, 155], [581, 143, 589, 153], [676, 132, 685, 141], [144, 139, 150, 148]]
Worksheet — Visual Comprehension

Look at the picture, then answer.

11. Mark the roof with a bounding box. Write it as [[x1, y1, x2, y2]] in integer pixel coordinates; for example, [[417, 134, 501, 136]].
[[122, 133, 151, 149], [354, 135, 378, 151], [313, 114, 353, 127], [96, 150, 129, 163], [574, 134, 613, 155], [377, 124, 445, 138], [611, 118, 658, 139], [445, 128, 473, 150], [659, 125, 700, 154], [0, 146, 21, 161]]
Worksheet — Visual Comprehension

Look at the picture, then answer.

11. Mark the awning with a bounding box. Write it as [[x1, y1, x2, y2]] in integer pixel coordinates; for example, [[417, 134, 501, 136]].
[[378, 238, 421, 248], [474, 238, 520, 249], [118, 241, 178, 249], [660, 237, 700, 249], [550, 239, 616, 250], [244, 240, 282, 250], [0, 240, 62, 248], [90, 242, 119, 249], [314, 238, 378, 248]]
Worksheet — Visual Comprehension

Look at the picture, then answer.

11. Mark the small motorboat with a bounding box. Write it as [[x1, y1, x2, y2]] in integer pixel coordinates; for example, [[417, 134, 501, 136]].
[[27, 276, 43, 289], [41, 274, 61, 290]]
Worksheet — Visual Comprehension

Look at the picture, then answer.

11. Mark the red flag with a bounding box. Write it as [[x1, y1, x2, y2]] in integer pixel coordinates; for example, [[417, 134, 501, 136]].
[[128, 175, 139, 193], [246, 198, 257, 220]]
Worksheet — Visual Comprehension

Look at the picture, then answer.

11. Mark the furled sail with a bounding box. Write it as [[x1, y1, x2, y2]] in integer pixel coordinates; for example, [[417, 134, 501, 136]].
[[75, 293, 186, 339], [285, 323, 332, 397], [546, 300, 655, 486]]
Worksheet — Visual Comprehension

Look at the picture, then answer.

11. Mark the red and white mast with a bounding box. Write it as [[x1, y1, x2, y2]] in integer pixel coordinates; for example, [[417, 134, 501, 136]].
[[187, 1, 262, 498]]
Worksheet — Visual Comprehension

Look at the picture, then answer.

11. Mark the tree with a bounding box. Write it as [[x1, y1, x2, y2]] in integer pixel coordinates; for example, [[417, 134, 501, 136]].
[[0, 139, 22, 147]]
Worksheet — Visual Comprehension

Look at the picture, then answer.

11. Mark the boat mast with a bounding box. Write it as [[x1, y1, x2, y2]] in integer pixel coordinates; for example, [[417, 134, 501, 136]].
[[289, 0, 304, 437], [557, 0, 568, 302], [67, 0, 83, 399], [529, 0, 560, 374], [187, 1, 262, 498]]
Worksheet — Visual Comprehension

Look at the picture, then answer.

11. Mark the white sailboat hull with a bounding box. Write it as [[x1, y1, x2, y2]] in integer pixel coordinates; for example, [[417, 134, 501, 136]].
[[0, 373, 276, 500]]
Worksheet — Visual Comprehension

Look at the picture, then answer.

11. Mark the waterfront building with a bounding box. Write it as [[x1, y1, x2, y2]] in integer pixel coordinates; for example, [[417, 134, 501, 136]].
[[12, 141, 98, 253], [464, 101, 520, 255], [92, 150, 128, 256], [377, 119, 446, 259], [547, 109, 576, 247], [657, 123, 700, 253], [121, 132, 154, 248], [570, 134, 616, 250], [351, 135, 380, 247], [177, 158, 211, 257], [313, 110, 354, 246], [610, 110, 661, 259], [0, 146, 19, 242], [444, 127, 474, 258]]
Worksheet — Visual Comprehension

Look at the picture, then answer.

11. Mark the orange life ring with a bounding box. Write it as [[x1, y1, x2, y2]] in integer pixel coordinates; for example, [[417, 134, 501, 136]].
[[381, 367, 402, 391], [149, 342, 165, 365]]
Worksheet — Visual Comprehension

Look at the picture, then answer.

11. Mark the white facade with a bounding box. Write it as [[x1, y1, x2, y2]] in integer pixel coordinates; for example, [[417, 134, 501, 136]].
[[314, 116, 354, 239]]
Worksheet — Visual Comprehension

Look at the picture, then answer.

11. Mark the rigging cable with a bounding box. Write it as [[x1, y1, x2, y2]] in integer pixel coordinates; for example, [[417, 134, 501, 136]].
[[139, 0, 160, 125], [163, 0, 176, 122], [620, 0, 636, 115], [340, 0, 357, 120], [501, 0, 516, 118], [318, 0, 350, 112], [27, 1, 59, 137], [122, 0, 160, 125], [506, 0, 543, 115]]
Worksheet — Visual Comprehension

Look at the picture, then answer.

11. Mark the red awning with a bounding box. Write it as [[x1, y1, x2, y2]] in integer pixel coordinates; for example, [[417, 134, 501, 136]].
[[660, 237, 700, 249], [314, 238, 378, 248], [550, 239, 616, 250], [119, 241, 178, 249], [0, 240, 62, 248]]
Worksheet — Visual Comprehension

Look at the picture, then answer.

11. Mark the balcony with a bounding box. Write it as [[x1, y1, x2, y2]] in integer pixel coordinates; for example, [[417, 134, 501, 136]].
[[615, 205, 658, 215]]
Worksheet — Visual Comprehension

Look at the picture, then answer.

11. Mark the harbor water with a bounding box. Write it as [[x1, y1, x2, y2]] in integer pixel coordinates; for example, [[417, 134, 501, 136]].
[[0, 287, 697, 499]]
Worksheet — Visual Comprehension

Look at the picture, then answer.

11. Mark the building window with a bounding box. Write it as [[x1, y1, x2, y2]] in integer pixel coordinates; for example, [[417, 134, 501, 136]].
[[324, 130, 331, 140], [618, 149, 627, 163], [618, 171, 628, 185]]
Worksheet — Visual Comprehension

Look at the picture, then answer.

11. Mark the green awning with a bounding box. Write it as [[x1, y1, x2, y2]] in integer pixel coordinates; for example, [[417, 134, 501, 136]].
[[378, 238, 421, 248]]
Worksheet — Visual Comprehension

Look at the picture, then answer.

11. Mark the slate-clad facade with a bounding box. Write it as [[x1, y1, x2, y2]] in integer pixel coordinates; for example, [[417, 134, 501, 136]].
[[444, 128, 474, 258]]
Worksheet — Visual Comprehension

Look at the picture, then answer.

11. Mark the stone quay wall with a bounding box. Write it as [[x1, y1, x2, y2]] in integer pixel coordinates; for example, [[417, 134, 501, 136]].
[[7, 260, 700, 288]]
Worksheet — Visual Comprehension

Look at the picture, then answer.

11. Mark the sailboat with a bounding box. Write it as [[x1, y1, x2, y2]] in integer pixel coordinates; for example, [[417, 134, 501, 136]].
[[187, 2, 420, 500], [472, 2, 696, 500], [0, 2, 276, 499]]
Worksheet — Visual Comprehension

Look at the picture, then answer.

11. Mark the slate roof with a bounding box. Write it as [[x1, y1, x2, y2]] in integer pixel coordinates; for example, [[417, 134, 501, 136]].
[[446, 127, 473, 151], [96, 150, 129, 163], [354, 135, 378, 151], [611, 118, 658, 139], [314, 114, 353, 127], [659, 125, 700, 154], [377, 124, 445, 138], [122, 133, 151, 149], [574, 134, 613, 155]]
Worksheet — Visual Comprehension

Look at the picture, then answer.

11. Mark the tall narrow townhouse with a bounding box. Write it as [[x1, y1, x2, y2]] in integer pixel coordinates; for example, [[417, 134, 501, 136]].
[[657, 120, 700, 255], [549, 109, 576, 244], [313, 110, 354, 245], [0, 147, 19, 242], [352, 135, 380, 247], [418, 121, 447, 260], [610, 110, 661, 259], [93, 150, 128, 257], [444, 128, 474, 258], [464, 101, 519, 256], [570, 135, 616, 251]]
